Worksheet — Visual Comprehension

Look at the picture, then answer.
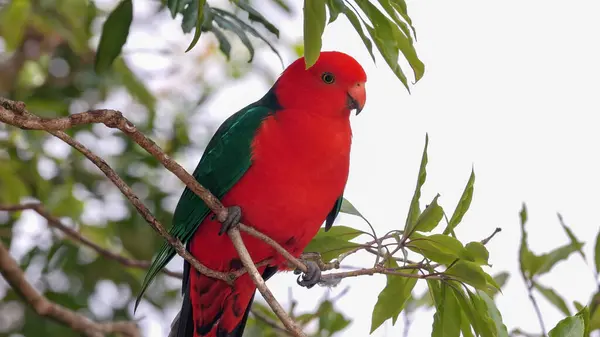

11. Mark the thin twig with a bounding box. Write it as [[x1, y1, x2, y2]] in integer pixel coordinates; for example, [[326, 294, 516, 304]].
[[0, 98, 307, 334], [481, 227, 502, 245], [0, 203, 183, 278], [321, 264, 443, 281], [0, 241, 140, 337], [229, 228, 307, 337], [251, 306, 293, 336]]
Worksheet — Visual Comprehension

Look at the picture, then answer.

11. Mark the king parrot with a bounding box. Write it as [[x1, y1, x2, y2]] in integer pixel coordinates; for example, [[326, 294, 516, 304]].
[[136, 51, 367, 337]]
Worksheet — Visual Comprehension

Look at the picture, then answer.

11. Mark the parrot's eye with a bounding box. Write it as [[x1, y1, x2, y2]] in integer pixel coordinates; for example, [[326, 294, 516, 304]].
[[321, 72, 335, 84]]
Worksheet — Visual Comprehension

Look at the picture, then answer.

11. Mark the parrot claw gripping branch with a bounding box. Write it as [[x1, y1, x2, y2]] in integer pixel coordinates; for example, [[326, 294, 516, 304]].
[[0, 51, 369, 337]]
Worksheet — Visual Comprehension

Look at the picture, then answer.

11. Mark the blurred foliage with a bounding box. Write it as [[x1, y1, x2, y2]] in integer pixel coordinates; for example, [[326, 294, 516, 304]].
[[95, 0, 424, 90], [0, 1, 598, 337]]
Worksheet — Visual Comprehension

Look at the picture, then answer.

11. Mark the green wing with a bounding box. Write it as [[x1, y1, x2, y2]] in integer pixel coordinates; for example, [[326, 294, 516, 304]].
[[135, 101, 275, 309]]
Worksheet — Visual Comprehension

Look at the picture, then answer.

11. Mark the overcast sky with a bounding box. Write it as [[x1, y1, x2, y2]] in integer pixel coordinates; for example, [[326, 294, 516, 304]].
[[87, 0, 600, 336]]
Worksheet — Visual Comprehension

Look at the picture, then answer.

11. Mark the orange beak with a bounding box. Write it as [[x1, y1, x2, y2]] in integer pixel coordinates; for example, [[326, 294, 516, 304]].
[[347, 82, 366, 115]]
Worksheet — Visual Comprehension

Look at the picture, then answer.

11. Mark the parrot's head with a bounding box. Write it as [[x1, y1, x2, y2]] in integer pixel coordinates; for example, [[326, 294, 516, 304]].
[[275, 51, 367, 117]]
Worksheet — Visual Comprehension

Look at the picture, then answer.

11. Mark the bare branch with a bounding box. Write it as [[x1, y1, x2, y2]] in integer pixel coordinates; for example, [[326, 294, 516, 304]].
[[0, 240, 140, 337], [481, 227, 502, 245], [0, 203, 183, 278], [251, 308, 293, 336], [228, 228, 307, 337], [0, 98, 307, 334]]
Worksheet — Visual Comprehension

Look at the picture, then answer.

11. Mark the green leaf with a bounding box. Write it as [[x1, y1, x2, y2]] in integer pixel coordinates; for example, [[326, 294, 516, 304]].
[[326, 0, 343, 23], [213, 15, 255, 62], [336, 1, 376, 63], [377, 0, 413, 43], [303, 0, 326, 68], [467, 289, 499, 337], [532, 281, 571, 316], [95, 0, 133, 73], [460, 311, 476, 337], [445, 260, 487, 290], [464, 241, 490, 265], [595, 229, 600, 276], [233, 1, 279, 38], [185, 0, 207, 52], [166, 0, 185, 18], [317, 300, 351, 334], [444, 168, 475, 234], [413, 194, 444, 233], [0, 162, 29, 203], [549, 306, 589, 337], [389, 0, 417, 38], [535, 241, 584, 276], [493, 272, 510, 290], [408, 233, 467, 264], [557, 213, 585, 260], [519, 203, 538, 278], [483, 272, 502, 297], [340, 198, 367, 220], [403, 134, 428, 238], [305, 226, 363, 262], [181, 0, 200, 33], [356, 0, 424, 88], [212, 9, 283, 67], [370, 259, 418, 333], [451, 285, 496, 337], [0, 0, 31, 50], [478, 291, 509, 337], [210, 26, 232, 59], [431, 284, 461, 337]]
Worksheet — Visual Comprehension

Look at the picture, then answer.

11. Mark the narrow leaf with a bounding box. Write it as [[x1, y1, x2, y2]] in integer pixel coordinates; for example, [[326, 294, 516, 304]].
[[432, 284, 461, 337], [595, 229, 600, 276], [303, 0, 326, 68], [549, 306, 589, 337], [305, 226, 363, 262], [445, 260, 488, 290], [0, 0, 31, 50], [413, 194, 444, 233], [403, 134, 429, 238], [535, 241, 584, 276], [451, 285, 495, 337], [234, 1, 279, 37], [519, 203, 538, 278], [558, 213, 586, 260], [478, 291, 509, 337], [185, 0, 207, 52], [408, 233, 467, 265], [444, 168, 475, 234], [464, 241, 490, 265], [213, 15, 255, 62], [337, 2, 376, 62], [370, 260, 418, 332], [533, 281, 571, 316], [95, 0, 133, 73]]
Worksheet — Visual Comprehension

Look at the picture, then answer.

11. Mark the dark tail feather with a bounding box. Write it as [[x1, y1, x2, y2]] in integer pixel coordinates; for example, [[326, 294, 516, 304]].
[[169, 265, 278, 337]]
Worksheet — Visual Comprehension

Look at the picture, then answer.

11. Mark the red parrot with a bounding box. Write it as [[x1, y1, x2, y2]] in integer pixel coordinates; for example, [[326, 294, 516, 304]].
[[136, 51, 367, 337]]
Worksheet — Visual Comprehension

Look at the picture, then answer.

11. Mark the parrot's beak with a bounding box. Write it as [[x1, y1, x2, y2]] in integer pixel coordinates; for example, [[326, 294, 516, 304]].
[[347, 82, 366, 115]]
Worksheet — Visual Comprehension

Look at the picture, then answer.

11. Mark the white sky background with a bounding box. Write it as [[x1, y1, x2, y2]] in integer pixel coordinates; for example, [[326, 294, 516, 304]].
[[130, 0, 600, 336], [11, 0, 598, 336]]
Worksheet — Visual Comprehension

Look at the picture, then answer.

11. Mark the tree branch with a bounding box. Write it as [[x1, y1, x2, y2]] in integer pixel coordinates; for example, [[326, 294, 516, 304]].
[[0, 240, 140, 337], [0, 203, 183, 278], [229, 228, 307, 337], [0, 98, 306, 335]]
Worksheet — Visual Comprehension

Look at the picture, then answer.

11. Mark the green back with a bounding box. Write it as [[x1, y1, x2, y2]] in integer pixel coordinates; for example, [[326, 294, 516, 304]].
[[135, 91, 279, 309]]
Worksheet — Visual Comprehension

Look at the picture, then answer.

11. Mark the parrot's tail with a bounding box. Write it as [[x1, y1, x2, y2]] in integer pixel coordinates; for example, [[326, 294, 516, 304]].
[[170, 264, 278, 337]]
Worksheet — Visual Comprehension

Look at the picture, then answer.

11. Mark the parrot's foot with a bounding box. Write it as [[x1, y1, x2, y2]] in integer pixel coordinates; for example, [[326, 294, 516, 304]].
[[218, 205, 242, 236], [295, 260, 321, 289]]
